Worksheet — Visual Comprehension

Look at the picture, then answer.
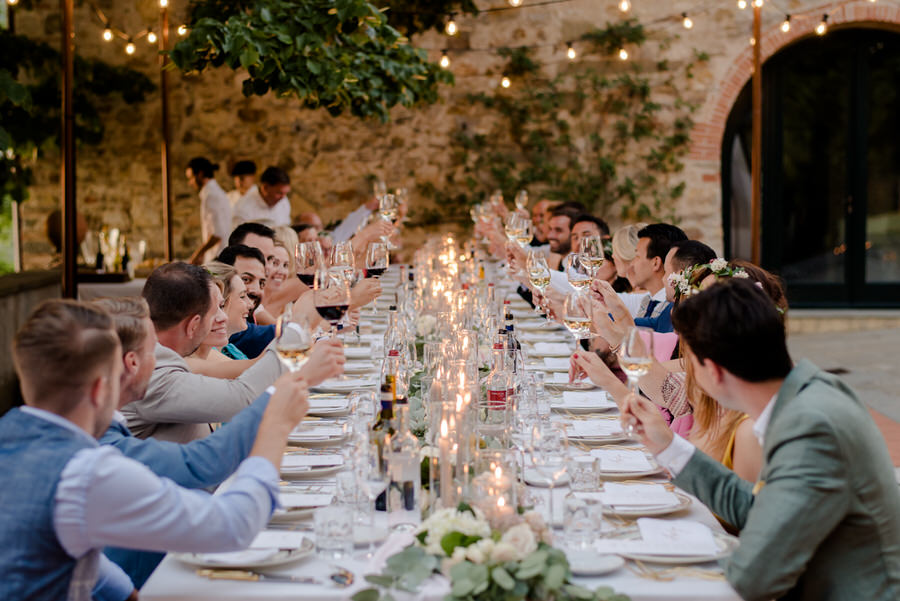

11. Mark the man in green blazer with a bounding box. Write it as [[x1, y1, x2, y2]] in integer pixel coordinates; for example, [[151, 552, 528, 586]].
[[625, 278, 900, 601]]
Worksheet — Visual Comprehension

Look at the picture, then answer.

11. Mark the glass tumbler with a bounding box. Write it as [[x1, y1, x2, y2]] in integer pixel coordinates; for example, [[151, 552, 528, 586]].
[[314, 505, 354, 559]]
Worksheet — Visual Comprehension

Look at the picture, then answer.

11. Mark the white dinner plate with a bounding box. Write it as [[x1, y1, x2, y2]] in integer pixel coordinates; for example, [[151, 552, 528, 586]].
[[612, 529, 739, 565], [546, 381, 597, 392], [343, 361, 380, 375], [313, 379, 378, 393], [280, 464, 344, 479], [566, 550, 625, 576], [172, 538, 315, 569], [604, 490, 693, 518]]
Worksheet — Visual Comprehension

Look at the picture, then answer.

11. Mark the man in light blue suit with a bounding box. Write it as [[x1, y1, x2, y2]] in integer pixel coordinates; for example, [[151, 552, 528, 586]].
[[92, 297, 344, 590], [626, 279, 900, 601]]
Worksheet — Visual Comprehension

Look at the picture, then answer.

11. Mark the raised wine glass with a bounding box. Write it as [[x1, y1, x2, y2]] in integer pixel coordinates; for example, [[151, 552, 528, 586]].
[[274, 304, 313, 372], [565, 253, 592, 291], [529, 421, 569, 531], [315, 271, 352, 338], [330, 241, 356, 282], [563, 291, 592, 349], [295, 241, 323, 287], [373, 179, 387, 204], [619, 326, 654, 438], [514, 189, 528, 212], [579, 235, 605, 278], [515, 219, 533, 248], [365, 242, 389, 315]]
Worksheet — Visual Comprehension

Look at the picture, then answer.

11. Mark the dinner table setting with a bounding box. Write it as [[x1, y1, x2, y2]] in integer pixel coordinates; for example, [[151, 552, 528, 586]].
[[140, 235, 742, 601]]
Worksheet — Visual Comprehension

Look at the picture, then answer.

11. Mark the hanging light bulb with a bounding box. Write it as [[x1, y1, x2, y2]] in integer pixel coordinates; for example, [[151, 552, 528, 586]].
[[501, 75, 511, 88], [816, 14, 828, 36], [618, 0, 630, 12], [508, 0, 522, 6], [780, 15, 791, 33], [439, 51, 450, 69], [566, 43, 576, 60], [103, 27, 113, 42], [749, 37, 756, 46], [7, 0, 20, 6], [159, 0, 168, 6], [147, 31, 158, 44], [682, 13, 693, 29], [125, 41, 136, 55], [618, 48, 629, 60], [177, 24, 188, 36], [737, 0, 747, 9], [752, 0, 763, 7], [445, 14, 458, 36]]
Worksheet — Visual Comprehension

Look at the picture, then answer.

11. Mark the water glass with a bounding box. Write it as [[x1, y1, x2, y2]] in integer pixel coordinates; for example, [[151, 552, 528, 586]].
[[314, 505, 354, 559], [568, 456, 600, 492], [563, 492, 604, 551]]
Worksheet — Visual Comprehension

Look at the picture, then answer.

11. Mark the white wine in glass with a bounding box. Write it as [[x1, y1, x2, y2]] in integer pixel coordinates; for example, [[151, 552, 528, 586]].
[[274, 309, 313, 372], [579, 235, 605, 277], [566, 254, 592, 290], [619, 326, 654, 437]]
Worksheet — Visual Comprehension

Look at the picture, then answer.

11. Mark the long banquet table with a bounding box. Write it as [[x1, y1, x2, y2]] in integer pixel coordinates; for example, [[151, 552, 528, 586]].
[[140, 273, 740, 601]]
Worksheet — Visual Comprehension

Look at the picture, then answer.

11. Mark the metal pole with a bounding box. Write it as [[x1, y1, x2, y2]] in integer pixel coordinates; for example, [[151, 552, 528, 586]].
[[160, 3, 174, 261], [60, 0, 77, 297], [751, 6, 763, 265]]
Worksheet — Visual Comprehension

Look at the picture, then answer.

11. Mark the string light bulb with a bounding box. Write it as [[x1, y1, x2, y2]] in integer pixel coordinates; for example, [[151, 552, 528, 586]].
[[737, 0, 747, 9], [618, 0, 630, 12], [440, 51, 450, 69], [147, 31, 158, 44], [125, 41, 136, 55], [682, 13, 693, 29], [508, 0, 522, 6], [177, 24, 188, 36], [816, 14, 828, 36], [103, 28, 113, 41], [500, 75, 511, 88], [752, 0, 763, 7], [445, 14, 458, 36], [7, 0, 19, 6], [566, 43, 576, 60], [618, 48, 629, 60], [780, 15, 791, 33], [159, 0, 167, 6]]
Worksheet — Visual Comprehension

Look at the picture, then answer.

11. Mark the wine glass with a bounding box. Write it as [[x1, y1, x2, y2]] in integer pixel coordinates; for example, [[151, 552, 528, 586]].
[[565, 253, 591, 290], [295, 241, 323, 287], [349, 390, 378, 433], [514, 189, 528, 212], [515, 219, 533, 248], [579, 235, 605, 278], [504, 213, 524, 243], [330, 241, 356, 281], [274, 304, 313, 372], [562, 291, 592, 344], [529, 422, 569, 531], [619, 326, 654, 437], [315, 271, 352, 337], [365, 242, 389, 315], [357, 446, 389, 558], [373, 179, 387, 204], [526, 251, 551, 295]]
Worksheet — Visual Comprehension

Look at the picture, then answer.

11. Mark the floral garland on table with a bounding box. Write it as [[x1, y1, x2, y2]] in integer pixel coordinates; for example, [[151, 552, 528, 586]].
[[667, 258, 749, 301], [353, 503, 630, 601]]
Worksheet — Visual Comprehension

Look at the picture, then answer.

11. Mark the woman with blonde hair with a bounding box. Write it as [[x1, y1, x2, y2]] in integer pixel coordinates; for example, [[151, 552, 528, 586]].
[[256, 226, 299, 323], [610, 223, 649, 317]]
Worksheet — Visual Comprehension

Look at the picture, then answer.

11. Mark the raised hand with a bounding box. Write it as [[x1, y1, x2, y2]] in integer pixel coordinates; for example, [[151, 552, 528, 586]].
[[590, 279, 633, 325], [350, 278, 382, 309], [299, 338, 346, 385], [620, 393, 673, 455]]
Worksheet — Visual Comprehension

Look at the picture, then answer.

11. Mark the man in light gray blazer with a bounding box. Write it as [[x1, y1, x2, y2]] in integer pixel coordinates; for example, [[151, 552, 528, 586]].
[[626, 279, 900, 601], [121, 262, 343, 442]]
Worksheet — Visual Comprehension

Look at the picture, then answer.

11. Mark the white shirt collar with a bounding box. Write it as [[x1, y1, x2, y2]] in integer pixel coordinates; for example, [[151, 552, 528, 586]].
[[112, 411, 128, 425], [752, 394, 778, 446], [19, 406, 98, 445], [650, 287, 667, 302]]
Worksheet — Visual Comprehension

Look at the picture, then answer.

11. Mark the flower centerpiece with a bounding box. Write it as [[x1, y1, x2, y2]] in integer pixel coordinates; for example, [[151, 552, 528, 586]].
[[353, 503, 630, 601]]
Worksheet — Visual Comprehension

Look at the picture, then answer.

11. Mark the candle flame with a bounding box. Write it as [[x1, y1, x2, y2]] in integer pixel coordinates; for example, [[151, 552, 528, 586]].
[[440, 419, 448, 437], [497, 497, 506, 507], [495, 466, 503, 478]]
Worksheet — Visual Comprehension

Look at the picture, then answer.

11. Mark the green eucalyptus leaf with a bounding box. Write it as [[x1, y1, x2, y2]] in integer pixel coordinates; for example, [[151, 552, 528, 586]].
[[364, 575, 396, 587], [352, 588, 381, 601], [492, 566, 515, 590], [544, 563, 567, 590]]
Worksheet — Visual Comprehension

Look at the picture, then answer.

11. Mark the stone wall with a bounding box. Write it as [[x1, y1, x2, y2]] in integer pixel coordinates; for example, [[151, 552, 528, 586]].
[[14, 0, 880, 268]]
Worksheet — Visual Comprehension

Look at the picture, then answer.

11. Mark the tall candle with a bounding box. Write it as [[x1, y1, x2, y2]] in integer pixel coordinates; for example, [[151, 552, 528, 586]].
[[439, 418, 452, 507]]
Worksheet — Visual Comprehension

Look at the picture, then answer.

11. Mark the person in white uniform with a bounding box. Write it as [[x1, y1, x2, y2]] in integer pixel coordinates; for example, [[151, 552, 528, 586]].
[[232, 166, 292, 228], [186, 157, 231, 265], [226, 160, 257, 208]]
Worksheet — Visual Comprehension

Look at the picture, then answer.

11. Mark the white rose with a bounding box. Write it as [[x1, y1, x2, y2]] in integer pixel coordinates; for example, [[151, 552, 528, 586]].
[[465, 544, 486, 564], [733, 269, 750, 279], [710, 258, 728, 272], [490, 542, 519, 563], [500, 523, 537, 557], [522, 510, 546, 533], [416, 315, 437, 337]]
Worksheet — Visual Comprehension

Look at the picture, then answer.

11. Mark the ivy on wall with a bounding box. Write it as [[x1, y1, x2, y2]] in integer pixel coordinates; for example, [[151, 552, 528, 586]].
[[413, 20, 706, 225], [171, 0, 455, 121]]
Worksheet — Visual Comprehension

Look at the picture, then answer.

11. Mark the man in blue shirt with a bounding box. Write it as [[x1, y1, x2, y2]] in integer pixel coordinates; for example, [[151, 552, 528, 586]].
[[630, 223, 687, 334], [0, 299, 310, 601], [92, 296, 343, 588]]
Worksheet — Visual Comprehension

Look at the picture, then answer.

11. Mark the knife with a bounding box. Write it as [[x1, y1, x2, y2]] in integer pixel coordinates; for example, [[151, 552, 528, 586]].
[[197, 569, 320, 584]]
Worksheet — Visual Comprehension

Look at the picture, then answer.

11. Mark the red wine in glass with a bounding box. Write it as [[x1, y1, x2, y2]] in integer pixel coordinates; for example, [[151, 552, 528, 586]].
[[297, 273, 316, 286], [316, 304, 349, 324], [365, 267, 386, 278]]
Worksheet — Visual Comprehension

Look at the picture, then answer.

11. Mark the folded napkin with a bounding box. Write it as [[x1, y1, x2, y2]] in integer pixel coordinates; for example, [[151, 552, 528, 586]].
[[594, 519, 718, 557], [287, 426, 344, 441], [250, 530, 308, 549], [307, 398, 350, 410], [191, 549, 282, 566], [277, 492, 335, 509], [314, 378, 378, 391], [566, 419, 622, 438], [344, 346, 373, 359], [281, 454, 343, 469], [550, 372, 595, 387], [600, 483, 678, 507], [590, 449, 653, 472], [521, 331, 569, 343], [558, 391, 616, 410], [532, 342, 573, 356], [543, 357, 571, 370]]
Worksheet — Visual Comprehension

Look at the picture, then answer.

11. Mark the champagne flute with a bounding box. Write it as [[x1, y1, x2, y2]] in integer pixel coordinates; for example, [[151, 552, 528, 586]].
[[529, 422, 569, 531], [274, 305, 313, 372], [565, 253, 591, 290], [579, 235, 605, 278], [315, 271, 352, 337], [619, 326, 654, 438]]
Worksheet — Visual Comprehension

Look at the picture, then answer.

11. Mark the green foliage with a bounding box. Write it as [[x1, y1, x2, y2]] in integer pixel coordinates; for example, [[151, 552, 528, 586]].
[[380, 0, 479, 37], [171, 0, 454, 121], [440, 19, 700, 223], [0, 31, 154, 205]]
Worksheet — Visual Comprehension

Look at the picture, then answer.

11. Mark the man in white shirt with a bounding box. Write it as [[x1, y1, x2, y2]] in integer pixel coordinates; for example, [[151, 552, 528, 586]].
[[232, 166, 292, 228], [226, 160, 257, 208], [186, 157, 231, 265], [622, 279, 900, 601]]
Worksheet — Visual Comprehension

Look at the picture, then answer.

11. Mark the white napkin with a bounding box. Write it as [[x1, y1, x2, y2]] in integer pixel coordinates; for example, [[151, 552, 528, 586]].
[[566, 419, 623, 438], [308, 397, 350, 410], [551, 372, 573, 383], [191, 549, 282, 566], [600, 483, 678, 507], [281, 454, 343, 469], [250, 530, 308, 549], [543, 357, 571, 370], [344, 346, 372, 359], [532, 342, 573, 356], [315, 378, 378, 391], [522, 331, 568, 343], [559, 391, 615, 409], [277, 492, 335, 509], [595, 519, 719, 557], [287, 426, 344, 441], [591, 449, 653, 472]]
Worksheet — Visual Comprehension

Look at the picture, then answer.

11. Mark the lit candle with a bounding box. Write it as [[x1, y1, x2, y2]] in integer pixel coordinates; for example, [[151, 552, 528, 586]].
[[439, 419, 452, 507]]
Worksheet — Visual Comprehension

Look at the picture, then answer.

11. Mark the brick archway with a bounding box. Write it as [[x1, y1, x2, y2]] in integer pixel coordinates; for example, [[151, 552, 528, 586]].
[[688, 1, 900, 166]]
